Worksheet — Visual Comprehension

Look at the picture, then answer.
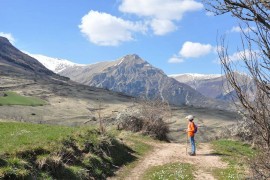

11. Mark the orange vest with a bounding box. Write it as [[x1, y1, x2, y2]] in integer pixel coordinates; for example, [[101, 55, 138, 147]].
[[188, 122, 195, 137]]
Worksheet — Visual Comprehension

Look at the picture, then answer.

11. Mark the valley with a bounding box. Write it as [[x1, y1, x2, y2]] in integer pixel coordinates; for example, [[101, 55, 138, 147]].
[[0, 36, 244, 179], [1, 0, 268, 178]]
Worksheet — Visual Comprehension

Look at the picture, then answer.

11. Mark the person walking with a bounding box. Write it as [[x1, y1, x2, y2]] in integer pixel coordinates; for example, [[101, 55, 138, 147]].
[[186, 115, 196, 156]]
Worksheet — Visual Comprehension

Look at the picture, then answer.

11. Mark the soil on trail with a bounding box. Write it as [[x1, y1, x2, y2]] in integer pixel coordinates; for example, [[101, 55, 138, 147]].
[[122, 142, 227, 180]]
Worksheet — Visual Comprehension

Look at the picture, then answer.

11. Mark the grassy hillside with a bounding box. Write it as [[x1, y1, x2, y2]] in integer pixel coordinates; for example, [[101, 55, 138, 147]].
[[0, 122, 136, 179], [211, 139, 257, 179], [0, 122, 75, 154], [0, 91, 46, 106]]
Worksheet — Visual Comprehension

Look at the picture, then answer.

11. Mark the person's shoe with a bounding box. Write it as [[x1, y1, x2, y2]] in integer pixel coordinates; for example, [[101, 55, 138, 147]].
[[188, 152, 196, 156]]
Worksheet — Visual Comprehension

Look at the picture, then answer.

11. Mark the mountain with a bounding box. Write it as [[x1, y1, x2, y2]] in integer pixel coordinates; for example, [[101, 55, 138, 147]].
[[25, 53, 85, 73], [170, 73, 254, 101], [169, 73, 222, 84], [0, 36, 137, 125], [56, 54, 233, 110], [0, 36, 67, 81]]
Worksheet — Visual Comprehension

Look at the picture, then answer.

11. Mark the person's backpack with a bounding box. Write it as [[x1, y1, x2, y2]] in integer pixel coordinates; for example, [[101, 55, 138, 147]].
[[193, 122, 198, 133]]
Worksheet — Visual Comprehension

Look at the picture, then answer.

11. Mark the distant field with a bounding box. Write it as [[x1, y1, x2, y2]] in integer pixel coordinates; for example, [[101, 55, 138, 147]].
[[0, 122, 75, 154], [0, 91, 46, 106]]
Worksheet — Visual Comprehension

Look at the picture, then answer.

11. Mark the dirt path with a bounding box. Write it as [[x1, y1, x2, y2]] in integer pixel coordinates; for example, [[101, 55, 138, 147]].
[[123, 142, 227, 180]]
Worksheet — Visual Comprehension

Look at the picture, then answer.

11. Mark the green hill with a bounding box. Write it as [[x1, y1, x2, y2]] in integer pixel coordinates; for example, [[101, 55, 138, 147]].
[[0, 122, 136, 179]]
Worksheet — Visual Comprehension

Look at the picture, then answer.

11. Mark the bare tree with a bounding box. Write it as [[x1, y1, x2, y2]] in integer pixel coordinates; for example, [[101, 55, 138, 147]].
[[86, 99, 106, 134], [117, 98, 171, 141], [204, 0, 270, 178]]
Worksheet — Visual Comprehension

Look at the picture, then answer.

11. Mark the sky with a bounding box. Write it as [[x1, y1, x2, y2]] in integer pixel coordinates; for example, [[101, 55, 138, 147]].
[[0, 0, 249, 75]]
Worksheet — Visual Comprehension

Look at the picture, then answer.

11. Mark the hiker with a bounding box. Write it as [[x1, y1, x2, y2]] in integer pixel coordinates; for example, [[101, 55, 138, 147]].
[[186, 115, 196, 156]]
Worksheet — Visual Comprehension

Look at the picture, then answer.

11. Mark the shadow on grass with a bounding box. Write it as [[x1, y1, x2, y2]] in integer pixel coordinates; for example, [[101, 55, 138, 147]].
[[108, 139, 137, 167], [198, 152, 230, 157]]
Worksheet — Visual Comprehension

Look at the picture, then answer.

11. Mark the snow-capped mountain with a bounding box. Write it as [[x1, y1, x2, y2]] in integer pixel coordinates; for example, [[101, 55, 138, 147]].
[[169, 73, 222, 83], [170, 73, 254, 101], [26, 53, 85, 73], [59, 54, 233, 110]]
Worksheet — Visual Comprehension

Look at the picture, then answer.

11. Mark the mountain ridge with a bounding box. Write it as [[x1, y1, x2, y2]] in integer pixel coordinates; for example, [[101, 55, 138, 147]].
[[0, 36, 68, 81], [25, 52, 85, 73], [23, 45, 234, 110], [56, 54, 233, 110], [170, 72, 254, 100]]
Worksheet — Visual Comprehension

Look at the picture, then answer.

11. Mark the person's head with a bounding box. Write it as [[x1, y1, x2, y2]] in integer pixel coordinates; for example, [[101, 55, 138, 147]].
[[186, 115, 194, 122]]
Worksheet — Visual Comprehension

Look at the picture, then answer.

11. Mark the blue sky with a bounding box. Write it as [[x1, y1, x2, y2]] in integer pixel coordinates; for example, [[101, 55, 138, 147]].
[[0, 0, 247, 75]]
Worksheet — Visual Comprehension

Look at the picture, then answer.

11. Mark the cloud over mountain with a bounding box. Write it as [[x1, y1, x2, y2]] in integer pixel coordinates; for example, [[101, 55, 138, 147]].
[[119, 0, 203, 35], [168, 41, 214, 63], [79, 11, 146, 46], [80, 1, 204, 45], [180, 41, 213, 58]]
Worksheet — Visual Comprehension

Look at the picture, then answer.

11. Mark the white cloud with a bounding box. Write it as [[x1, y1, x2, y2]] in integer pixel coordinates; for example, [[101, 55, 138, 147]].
[[180, 41, 213, 58], [151, 19, 177, 35], [230, 26, 256, 33], [119, 0, 203, 20], [228, 50, 258, 62], [79, 11, 146, 46], [119, 0, 203, 35], [213, 49, 259, 64], [168, 55, 184, 63], [168, 41, 214, 63], [0, 32, 15, 44]]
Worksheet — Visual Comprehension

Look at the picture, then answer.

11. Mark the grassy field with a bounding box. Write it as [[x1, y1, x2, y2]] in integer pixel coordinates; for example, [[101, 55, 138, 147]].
[[0, 91, 46, 106], [143, 163, 194, 180], [0, 122, 75, 154], [0, 122, 136, 179], [211, 139, 256, 179]]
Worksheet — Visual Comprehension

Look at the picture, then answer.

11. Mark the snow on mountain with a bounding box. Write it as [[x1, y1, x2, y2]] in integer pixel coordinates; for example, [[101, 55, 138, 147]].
[[25, 52, 85, 73], [169, 73, 222, 83]]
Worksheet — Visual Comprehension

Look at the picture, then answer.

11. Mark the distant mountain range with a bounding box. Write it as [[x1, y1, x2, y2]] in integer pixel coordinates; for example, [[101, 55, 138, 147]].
[[29, 53, 234, 110], [169, 73, 254, 101]]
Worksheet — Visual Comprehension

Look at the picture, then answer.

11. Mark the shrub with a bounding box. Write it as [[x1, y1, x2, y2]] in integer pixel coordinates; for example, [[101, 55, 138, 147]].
[[117, 99, 170, 141]]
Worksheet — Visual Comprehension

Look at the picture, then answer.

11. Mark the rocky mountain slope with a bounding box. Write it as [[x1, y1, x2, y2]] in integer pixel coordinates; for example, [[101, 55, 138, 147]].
[[0, 36, 135, 125], [0, 37, 67, 81], [170, 73, 254, 101], [56, 54, 233, 110], [169, 73, 222, 84]]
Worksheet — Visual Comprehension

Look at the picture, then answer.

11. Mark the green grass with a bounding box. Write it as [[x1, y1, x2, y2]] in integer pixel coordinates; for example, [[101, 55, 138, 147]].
[[0, 91, 46, 106], [0, 122, 137, 179], [0, 122, 75, 154], [143, 163, 194, 180], [211, 139, 256, 179]]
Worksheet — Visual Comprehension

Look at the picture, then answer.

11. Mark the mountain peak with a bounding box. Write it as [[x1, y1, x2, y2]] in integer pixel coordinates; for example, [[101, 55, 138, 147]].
[[119, 54, 147, 65], [0, 36, 13, 47], [123, 54, 141, 59]]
